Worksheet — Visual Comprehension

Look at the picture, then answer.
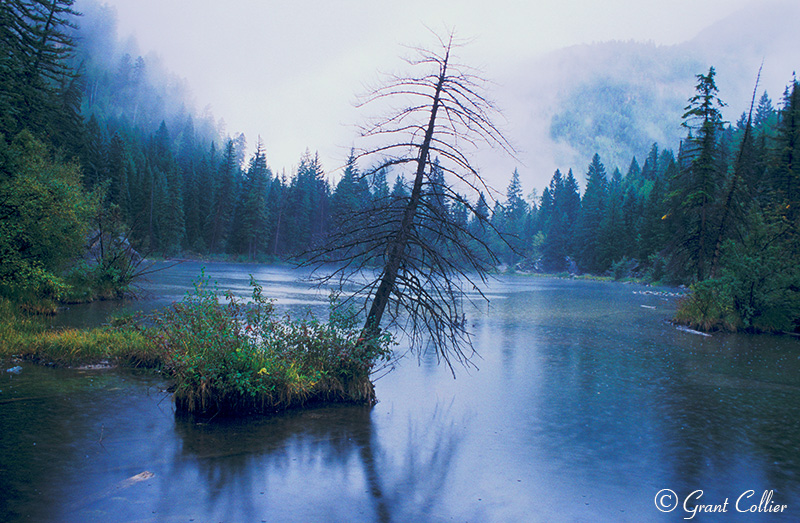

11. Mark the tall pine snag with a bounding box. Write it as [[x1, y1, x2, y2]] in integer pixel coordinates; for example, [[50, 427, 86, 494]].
[[306, 33, 513, 372]]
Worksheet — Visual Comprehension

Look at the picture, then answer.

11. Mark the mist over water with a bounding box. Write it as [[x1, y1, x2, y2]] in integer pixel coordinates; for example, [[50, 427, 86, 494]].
[[3, 263, 799, 522]]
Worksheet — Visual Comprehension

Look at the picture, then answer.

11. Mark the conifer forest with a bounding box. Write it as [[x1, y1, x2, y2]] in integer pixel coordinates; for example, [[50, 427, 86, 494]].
[[1, 0, 798, 333]]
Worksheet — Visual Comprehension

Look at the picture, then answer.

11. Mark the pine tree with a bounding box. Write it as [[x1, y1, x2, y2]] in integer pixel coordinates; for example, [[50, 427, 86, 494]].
[[754, 91, 775, 129], [669, 67, 726, 281], [285, 150, 328, 254], [576, 153, 608, 272], [641, 144, 659, 181], [598, 167, 625, 268], [505, 168, 527, 233], [107, 131, 132, 219], [82, 114, 107, 189], [771, 79, 799, 222], [0, 0, 81, 142], [268, 173, 287, 256], [331, 150, 369, 227], [469, 191, 490, 239], [229, 139, 271, 259], [209, 139, 239, 253], [370, 166, 390, 203], [541, 169, 579, 271]]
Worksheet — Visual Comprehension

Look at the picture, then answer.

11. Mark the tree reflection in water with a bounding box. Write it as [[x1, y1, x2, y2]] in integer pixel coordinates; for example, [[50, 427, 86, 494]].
[[161, 402, 466, 522]]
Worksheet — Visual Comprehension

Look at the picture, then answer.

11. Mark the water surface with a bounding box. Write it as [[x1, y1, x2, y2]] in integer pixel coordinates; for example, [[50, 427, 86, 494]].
[[2, 263, 799, 522]]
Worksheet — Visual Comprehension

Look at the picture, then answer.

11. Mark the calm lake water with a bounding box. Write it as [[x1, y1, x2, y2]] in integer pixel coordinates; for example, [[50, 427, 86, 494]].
[[2, 262, 799, 522]]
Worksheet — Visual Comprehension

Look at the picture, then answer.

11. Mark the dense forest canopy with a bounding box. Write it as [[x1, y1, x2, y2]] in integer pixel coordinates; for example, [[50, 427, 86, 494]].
[[0, 0, 797, 332]]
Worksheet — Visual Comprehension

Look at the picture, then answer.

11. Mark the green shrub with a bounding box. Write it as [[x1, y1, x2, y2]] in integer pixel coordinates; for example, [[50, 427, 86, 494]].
[[673, 210, 800, 333], [717, 227, 800, 332], [673, 278, 742, 332]]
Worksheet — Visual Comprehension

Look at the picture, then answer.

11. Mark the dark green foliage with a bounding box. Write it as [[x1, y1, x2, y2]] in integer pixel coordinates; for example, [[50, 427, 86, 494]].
[[576, 153, 608, 272], [673, 278, 740, 332], [2, 0, 797, 336], [0, 0, 82, 150], [671, 79, 799, 332], [228, 140, 272, 259], [771, 80, 800, 222], [716, 214, 800, 332], [488, 67, 798, 331], [668, 67, 726, 281], [0, 131, 97, 302], [282, 150, 329, 256], [538, 169, 579, 271]]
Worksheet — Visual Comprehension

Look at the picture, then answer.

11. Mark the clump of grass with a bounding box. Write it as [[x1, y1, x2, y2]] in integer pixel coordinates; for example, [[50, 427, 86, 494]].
[[141, 274, 392, 416], [0, 299, 161, 367]]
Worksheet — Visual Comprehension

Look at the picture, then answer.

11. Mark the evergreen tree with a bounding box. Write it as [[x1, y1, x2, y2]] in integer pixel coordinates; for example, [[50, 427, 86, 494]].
[[469, 191, 490, 239], [598, 167, 625, 268], [505, 168, 527, 233], [209, 139, 239, 253], [638, 152, 676, 263], [370, 166, 391, 203], [669, 67, 726, 281], [285, 150, 328, 254], [107, 131, 132, 219], [268, 172, 287, 256], [0, 0, 81, 144], [640, 144, 657, 181], [496, 168, 529, 262], [576, 153, 608, 272], [541, 169, 579, 271], [754, 91, 775, 129], [229, 139, 271, 259], [331, 150, 369, 227], [194, 143, 217, 252], [771, 79, 799, 222], [149, 122, 184, 254], [81, 114, 107, 189]]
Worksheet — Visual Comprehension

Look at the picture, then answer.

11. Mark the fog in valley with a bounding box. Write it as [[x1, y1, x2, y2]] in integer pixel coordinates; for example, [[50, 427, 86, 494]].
[[77, 0, 800, 190]]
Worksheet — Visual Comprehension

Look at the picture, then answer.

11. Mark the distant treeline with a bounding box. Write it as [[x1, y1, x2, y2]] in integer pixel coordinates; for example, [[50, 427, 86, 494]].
[[1, 1, 798, 331]]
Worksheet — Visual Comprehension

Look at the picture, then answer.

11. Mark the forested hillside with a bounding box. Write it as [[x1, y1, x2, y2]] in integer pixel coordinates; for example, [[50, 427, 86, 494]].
[[1, 1, 797, 332], [489, 68, 800, 332]]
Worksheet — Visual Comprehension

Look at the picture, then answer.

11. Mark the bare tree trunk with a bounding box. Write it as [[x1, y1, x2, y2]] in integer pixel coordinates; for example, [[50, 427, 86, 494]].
[[302, 32, 514, 369], [362, 47, 448, 338]]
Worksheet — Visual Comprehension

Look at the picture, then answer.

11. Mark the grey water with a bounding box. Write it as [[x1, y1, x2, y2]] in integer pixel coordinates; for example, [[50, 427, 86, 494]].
[[2, 262, 799, 522]]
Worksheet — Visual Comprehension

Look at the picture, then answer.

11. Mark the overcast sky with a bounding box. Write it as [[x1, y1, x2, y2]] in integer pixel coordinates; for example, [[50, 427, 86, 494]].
[[88, 0, 759, 184]]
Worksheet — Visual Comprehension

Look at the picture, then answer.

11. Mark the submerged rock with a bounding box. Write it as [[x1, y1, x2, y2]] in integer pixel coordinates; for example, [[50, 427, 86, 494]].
[[6, 366, 22, 374]]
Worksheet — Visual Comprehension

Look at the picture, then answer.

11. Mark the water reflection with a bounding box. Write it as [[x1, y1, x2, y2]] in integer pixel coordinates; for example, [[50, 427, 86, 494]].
[[159, 403, 465, 522]]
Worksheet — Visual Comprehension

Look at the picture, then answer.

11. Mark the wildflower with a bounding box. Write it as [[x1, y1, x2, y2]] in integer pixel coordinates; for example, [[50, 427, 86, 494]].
[[258, 367, 268, 375]]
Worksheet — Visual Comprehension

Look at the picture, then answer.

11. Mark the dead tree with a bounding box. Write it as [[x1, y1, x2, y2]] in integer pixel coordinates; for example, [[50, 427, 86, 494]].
[[306, 33, 513, 372]]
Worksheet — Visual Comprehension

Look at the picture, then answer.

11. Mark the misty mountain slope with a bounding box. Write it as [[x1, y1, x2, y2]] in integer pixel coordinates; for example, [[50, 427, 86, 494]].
[[71, 0, 220, 142], [504, 0, 799, 187], [546, 41, 700, 173]]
